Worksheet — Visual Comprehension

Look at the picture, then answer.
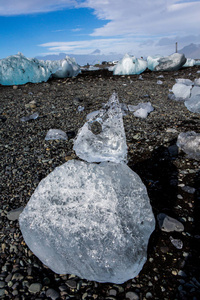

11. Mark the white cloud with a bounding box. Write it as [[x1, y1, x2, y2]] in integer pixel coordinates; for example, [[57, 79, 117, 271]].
[[80, 0, 200, 38], [0, 0, 79, 16]]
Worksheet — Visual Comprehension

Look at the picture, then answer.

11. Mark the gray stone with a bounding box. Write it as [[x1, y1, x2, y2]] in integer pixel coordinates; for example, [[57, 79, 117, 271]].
[[126, 291, 139, 300], [46, 288, 60, 300], [7, 207, 24, 221], [157, 213, 184, 232], [12, 273, 24, 281], [28, 283, 42, 293], [0, 289, 5, 297], [0, 281, 5, 288]]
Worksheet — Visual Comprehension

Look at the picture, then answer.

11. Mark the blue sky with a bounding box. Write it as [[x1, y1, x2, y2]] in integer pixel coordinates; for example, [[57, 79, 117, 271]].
[[0, 0, 200, 59]]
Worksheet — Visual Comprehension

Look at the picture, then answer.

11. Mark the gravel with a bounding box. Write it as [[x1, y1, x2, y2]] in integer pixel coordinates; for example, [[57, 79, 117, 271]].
[[0, 66, 200, 299]]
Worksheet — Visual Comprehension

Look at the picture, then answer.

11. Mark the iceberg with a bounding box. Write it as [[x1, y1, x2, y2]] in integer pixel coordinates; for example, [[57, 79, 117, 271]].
[[147, 53, 186, 72], [19, 159, 155, 284], [73, 93, 127, 163], [113, 54, 147, 75], [177, 131, 200, 160], [0, 53, 80, 86]]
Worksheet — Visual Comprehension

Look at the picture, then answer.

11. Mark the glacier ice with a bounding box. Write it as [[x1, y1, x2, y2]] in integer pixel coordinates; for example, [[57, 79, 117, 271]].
[[185, 94, 200, 113], [175, 78, 193, 86], [113, 54, 147, 75], [128, 102, 154, 118], [19, 159, 155, 284], [147, 53, 186, 72], [20, 112, 39, 122], [183, 58, 196, 67], [172, 83, 192, 100], [0, 53, 80, 86], [147, 55, 161, 71], [73, 93, 127, 163], [45, 129, 67, 141], [177, 131, 200, 160]]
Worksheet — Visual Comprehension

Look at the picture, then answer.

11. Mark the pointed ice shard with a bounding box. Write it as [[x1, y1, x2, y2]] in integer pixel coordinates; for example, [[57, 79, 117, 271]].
[[73, 93, 127, 163]]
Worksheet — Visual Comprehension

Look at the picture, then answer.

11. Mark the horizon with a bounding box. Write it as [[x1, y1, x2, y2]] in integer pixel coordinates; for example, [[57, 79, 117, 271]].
[[0, 1, 200, 60]]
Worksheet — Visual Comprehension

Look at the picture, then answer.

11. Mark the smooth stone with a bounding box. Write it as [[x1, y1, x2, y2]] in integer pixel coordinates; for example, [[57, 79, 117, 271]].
[[0, 289, 5, 296], [46, 288, 60, 300], [12, 273, 24, 281], [28, 283, 42, 293], [0, 282, 5, 288], [126, 291, 139, 300]]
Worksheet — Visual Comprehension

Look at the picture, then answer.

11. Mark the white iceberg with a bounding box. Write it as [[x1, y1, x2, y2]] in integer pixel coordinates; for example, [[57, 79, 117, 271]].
[[147, 53, 186, 72], [73, 93, 127, 163], [45, 129, 67, 141], [19, 159, 155, 284], [177, 131, 200, 160], [128, 102, 154, 118], [113, 54, 147, 75], [0, 53, 80, 86]]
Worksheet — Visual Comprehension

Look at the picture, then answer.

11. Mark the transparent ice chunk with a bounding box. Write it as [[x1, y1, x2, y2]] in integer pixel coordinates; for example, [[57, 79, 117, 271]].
[[177, 131, 200, 160], [73, 92, 127, 163], [45, 129, 68, 140], [19, 160, 155, 284]]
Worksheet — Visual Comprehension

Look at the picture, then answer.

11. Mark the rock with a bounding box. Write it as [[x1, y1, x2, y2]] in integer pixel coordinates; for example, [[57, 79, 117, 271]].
[[73, 93, 128, 163], [7, 207, 24, 221], [46, 288, 60, 300], [28, 283, 42, 293], [126, 291, 139, 300], [157, 213, 184, 232], [170, 236, 183, 249], [19, 160, 155, 284]]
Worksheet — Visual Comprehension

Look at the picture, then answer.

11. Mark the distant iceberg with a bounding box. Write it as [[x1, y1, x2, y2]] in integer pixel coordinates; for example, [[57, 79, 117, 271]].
[[0, 52, 80, 86], [113, 54, 147, 75]]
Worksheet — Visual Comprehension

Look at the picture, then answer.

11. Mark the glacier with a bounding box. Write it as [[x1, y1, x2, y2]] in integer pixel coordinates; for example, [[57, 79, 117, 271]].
[[147, 53, 186, 72], [73, 92, 128, 163], [113, 54, 147, 75], [0, 53, 80, 86], [19, 160, 155, 284]]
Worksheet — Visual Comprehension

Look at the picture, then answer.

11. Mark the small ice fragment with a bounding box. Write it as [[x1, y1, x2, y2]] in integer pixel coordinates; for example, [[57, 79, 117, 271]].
[[177, 131, 200, 160], [170, 236, 183, 249], [78, 106, 84, 112], [157, 80, 163, 85], [86, 110, 100, 120], [20, 112, 39, 122], [45, 129, 67, 140]]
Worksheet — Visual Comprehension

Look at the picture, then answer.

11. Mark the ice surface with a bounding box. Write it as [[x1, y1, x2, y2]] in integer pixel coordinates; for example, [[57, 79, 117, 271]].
[[185, 94, 200, 113], [190, 86, 200, 97], [19, 159, 155, 283], [0, 53, 80, 85], [194, 78, 200, 86], [183, 58, 195, 67], [148, 53, 186, 72], [45, 129, 67, 140], [86, 110, 100, 120], [73, 93, 127, 163], [113, 54, 147, 75], [175, 78, 193, 86], [128, 102, 154, 118], [177, 131, 200, 160], [172, 83, 192, 100]]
